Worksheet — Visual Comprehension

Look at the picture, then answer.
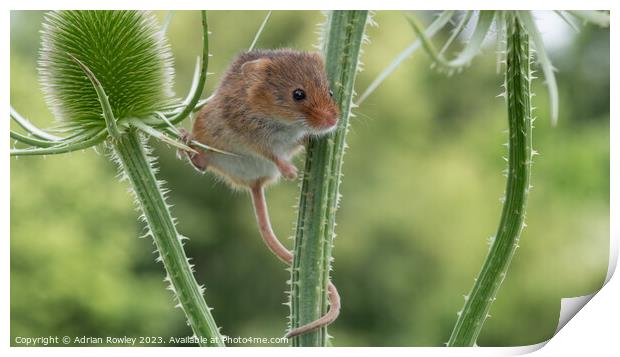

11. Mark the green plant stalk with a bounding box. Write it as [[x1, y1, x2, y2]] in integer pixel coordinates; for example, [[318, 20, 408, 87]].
[[448, 14, 533, 347], [290, 10, 368, 347], [112, 130, 224, 347]]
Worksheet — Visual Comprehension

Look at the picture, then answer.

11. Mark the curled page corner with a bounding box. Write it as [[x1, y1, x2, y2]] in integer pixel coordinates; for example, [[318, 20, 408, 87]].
[[505, 341, 547, 355], [555, 294, 596, 333], [553, 226, 618, 335], [485, 228, 617, 355]]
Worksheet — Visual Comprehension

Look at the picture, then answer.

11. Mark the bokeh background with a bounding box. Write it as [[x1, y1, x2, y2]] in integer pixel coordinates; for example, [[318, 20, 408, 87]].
[[10, 11, 610, 346]]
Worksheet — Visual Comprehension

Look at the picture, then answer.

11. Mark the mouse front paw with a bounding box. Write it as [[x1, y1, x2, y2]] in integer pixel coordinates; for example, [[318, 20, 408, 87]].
[[276, 160, 298, 180], [178, 128, 193, 145], [176, 128, 193, 160]]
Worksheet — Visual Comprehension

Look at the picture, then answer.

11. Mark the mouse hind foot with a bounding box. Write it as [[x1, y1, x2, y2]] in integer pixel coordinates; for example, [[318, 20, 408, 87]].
[[176, 128, 210, 173]]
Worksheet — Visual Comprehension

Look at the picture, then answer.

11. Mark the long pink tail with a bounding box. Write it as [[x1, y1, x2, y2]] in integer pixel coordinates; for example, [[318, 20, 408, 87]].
[[250, 184, 340, 338]]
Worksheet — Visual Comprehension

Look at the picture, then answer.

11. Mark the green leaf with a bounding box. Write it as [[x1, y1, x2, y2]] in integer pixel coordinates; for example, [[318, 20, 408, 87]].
[[356, 10, 454, 105], [439, 11, 473, 56], [567, 10, 610, 27], [407, 11, 496, 73]]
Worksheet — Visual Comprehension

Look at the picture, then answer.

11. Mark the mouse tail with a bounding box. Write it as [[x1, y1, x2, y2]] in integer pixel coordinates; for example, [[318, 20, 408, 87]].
[[250, 182, 293, 264], [249, 182, 341, 338], [284, 281, 341, 338]]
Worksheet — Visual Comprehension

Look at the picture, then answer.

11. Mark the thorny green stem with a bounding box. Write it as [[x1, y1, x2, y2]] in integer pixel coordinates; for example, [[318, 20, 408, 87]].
[[112, 130, 224, 347], [290, 10, 368, 347], [448, 13, 533, 346]]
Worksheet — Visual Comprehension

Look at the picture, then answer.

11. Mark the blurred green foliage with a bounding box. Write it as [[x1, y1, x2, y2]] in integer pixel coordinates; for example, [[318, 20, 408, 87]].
[[10, 11, 609, 346]]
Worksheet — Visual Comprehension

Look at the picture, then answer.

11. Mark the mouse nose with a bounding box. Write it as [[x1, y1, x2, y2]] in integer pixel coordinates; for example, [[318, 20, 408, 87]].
[[315, 109, 339, 129]]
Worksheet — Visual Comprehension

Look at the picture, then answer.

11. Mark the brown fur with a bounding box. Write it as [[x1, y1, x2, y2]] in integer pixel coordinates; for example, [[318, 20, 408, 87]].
[[191, 49, 339, 185]]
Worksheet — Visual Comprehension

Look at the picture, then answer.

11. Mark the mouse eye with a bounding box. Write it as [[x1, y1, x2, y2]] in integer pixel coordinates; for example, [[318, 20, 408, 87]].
[[329, 89, 334, 97], [292, 89, 306, 101]]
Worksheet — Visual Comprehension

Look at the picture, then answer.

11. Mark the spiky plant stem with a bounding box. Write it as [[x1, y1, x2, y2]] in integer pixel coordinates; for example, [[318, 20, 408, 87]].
[[448, 13, 533, 346], [112, 130, 224, 347], [290, 10, 368, 347]]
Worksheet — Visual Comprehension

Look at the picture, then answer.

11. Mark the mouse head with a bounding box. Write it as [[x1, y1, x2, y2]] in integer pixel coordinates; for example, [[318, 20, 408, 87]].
[[241, 51, 340, 135]]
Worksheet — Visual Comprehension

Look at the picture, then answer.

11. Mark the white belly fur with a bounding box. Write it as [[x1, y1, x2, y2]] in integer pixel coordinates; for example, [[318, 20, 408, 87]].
[[209, 151, 279, 183], [207, 120, 306, 184]]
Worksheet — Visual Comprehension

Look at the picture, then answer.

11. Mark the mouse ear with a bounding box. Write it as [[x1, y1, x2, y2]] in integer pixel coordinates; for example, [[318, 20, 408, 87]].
[[241, 58, 271, 83], [309, 52, 325, 63]]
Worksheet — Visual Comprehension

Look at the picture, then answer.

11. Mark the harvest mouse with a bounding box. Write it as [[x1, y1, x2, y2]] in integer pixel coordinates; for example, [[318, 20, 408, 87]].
[[178, 49, 341, 338]]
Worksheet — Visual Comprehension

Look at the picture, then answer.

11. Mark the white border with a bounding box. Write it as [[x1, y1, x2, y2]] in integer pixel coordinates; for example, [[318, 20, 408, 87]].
[[1, 0, 617, 10], [3, 1, 617, 356]]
